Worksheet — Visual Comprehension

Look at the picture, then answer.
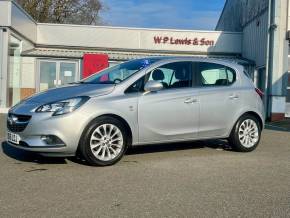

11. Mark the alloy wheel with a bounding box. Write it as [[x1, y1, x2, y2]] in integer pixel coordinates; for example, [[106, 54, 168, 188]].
[[89, 124, 124, 161], [238, 119, 259, 148]]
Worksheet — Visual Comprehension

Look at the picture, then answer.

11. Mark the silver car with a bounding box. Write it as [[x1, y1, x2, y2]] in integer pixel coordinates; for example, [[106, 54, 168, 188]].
[[6, 57, 265, 166]]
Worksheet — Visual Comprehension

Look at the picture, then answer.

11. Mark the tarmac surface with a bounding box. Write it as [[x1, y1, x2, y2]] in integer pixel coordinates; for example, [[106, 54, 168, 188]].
[[0, 128, 290, 217]]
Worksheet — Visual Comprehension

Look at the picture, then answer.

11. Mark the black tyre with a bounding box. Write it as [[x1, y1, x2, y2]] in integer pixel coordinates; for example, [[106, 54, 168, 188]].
[[228, 114, 261, 152], [78, 116, 128, 166]]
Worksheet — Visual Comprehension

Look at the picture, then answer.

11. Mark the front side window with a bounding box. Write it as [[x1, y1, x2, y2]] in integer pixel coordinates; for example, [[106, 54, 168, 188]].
[[197, 62, 236, 87], [125, 61, 193, 93], [147, 62, 193, 89], [81, 58, 161, 84]]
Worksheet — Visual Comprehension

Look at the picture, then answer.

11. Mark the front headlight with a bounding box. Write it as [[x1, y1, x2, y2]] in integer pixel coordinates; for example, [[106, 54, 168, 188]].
[[35, 96, 90, 116]]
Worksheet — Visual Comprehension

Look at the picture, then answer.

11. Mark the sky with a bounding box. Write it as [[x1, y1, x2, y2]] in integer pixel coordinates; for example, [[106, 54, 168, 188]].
[[100, 0, 226, 30]]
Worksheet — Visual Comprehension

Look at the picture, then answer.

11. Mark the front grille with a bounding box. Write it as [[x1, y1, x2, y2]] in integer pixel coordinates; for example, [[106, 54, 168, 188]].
[[7, 113, 31, 132]]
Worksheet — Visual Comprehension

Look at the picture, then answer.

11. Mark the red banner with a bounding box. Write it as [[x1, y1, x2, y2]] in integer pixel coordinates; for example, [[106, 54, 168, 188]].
[[82, 54, 109, 79]]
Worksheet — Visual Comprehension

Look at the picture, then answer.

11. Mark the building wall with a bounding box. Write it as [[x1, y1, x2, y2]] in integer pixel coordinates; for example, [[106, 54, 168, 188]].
[[0, 28, 9, 110], [0, 29, 4, 108], [10, 3, 37, 42], [37, 24, 242, 55], [285, 59, 290, 117], [217, 0, 289, 120], [216, 0, 269, 32], [0, 1, 10, 26], [288, 0, 290, 30], [20, 57, 36, 99], [216, 0, 269, 103], [268, 0, 289, 120], [216, 0, 269, 68], [215, 1, 244, 31], [242, 12, 269, 68]]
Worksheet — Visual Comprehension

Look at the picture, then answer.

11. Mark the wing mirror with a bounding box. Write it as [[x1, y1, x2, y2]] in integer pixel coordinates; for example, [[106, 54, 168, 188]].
[[144, 81, 163, 92]]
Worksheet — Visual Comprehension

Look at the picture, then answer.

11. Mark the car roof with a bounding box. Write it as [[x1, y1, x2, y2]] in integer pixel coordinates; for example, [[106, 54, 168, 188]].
[[138, 56, 244, 69]]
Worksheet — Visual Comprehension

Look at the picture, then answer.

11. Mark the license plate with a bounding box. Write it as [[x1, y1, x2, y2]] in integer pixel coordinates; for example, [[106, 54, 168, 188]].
[[7, 131, 21, 145]]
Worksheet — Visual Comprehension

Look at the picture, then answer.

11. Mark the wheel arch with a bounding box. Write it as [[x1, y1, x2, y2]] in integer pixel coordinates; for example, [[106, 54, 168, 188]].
[[242, 111, 264, 130], [101, 114, 133, 146], [231, 111, 264, 134], [79, 113, 133, 147]]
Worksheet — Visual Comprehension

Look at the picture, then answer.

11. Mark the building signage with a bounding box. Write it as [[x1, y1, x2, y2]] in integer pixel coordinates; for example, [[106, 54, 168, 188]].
[[153, 36, 215, 46]]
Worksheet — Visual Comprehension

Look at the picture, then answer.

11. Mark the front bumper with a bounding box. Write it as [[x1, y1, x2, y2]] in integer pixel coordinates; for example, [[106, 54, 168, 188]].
[[6, 141, 74, 157], [6, 110, 89, 157]]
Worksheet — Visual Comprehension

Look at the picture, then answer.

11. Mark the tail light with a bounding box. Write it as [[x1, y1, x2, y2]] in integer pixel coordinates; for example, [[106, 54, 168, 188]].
[[255, 88, 264, 99]]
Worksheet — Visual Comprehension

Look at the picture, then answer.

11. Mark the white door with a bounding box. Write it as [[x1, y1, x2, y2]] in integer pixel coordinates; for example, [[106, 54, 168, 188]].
[[39, 60, 79, 91]]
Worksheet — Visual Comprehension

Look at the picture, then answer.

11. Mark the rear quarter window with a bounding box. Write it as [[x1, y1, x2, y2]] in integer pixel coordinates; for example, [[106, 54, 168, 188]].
[[197, 62, 236, 87]]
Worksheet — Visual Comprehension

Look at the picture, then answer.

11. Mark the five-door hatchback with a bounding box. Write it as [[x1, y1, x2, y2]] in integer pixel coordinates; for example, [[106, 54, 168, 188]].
[[7, 57, 265, 166]]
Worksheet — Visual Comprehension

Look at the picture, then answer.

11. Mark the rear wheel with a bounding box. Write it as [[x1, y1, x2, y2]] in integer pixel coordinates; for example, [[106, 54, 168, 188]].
[[228, 114, 261, 152], [79, 117, 128, 166]]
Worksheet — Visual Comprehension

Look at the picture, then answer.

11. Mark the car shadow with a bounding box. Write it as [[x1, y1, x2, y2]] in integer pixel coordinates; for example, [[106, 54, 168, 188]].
[[1, 139, 232, 166], [1, 141, 67, 164], [126, 139, 232, 155]]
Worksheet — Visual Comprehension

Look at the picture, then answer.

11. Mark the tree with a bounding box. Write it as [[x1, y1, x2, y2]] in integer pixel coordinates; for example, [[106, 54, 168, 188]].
[[15, 0, 105, 25]]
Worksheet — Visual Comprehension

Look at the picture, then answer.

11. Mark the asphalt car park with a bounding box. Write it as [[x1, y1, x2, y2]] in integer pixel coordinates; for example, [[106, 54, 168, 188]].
[[0, 127, 290, 217]]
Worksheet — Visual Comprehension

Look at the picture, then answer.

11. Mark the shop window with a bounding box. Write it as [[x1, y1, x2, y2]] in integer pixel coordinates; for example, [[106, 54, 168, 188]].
[[39, 61, 57, 91]]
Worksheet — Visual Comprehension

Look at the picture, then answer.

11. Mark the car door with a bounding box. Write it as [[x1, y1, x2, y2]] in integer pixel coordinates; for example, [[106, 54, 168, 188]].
[[196, 62, 242, 138], [138, 61, 199, 144]]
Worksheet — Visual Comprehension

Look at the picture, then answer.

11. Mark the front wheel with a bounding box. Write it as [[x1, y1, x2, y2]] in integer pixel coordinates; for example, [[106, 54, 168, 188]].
[[228, 115, 261, 152], [78, 117, 128, 166]]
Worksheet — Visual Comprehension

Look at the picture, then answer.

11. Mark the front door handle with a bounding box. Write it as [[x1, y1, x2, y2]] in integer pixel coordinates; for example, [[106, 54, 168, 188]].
[[184, 98, 197, 104]]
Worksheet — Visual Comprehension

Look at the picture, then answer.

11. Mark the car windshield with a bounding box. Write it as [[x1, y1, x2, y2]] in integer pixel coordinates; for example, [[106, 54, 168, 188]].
[[80, 58, 161, 84]]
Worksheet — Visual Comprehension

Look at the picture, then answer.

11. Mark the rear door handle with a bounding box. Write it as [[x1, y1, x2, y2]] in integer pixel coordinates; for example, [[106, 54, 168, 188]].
[[184, 98, 197, 104], [229, 94, 239, 100]]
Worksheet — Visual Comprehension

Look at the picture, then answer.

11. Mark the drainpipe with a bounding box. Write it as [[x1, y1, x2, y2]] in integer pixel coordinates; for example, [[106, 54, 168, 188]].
[[265, 0, 276, 120]]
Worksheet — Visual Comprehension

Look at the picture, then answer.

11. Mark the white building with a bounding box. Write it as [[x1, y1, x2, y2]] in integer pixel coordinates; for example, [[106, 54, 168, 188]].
[[216, 0, 290, 120], [0, 0, 289, 121]]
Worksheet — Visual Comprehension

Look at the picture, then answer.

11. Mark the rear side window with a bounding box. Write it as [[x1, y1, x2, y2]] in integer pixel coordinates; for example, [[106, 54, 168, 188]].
[[197, 62, 236, 87]]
